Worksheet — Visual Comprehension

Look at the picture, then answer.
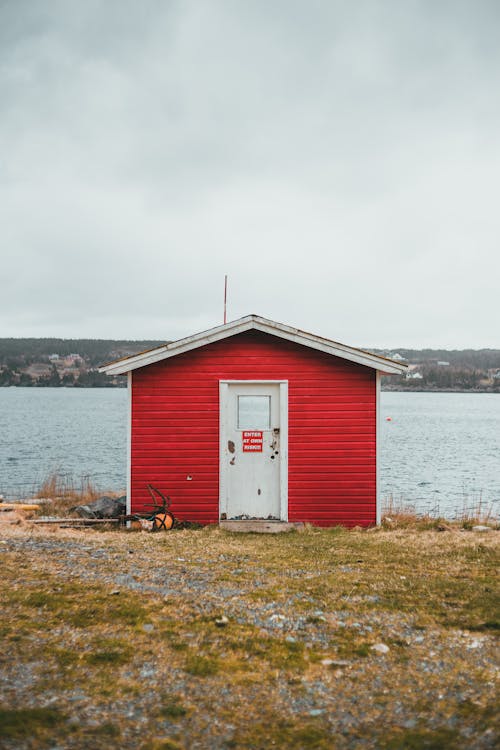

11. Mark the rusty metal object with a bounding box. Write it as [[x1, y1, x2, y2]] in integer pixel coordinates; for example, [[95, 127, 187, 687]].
[[122, 484, 175, 531]]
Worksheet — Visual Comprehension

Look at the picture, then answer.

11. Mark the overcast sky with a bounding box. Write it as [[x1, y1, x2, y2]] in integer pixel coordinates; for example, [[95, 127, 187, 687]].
[[1, 1, 499, 348]]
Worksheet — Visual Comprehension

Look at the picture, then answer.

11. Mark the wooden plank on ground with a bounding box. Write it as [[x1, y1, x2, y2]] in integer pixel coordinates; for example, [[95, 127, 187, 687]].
[[0, 504, 41, 511]]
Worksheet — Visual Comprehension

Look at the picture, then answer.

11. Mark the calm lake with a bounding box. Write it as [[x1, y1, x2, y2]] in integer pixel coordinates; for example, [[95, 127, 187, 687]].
[[1, 388, 498, 519]]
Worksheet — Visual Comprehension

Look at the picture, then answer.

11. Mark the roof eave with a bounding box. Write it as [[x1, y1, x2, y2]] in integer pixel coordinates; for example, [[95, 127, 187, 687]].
[[98, 315, 408, 376], [98, 317, 255, 375]]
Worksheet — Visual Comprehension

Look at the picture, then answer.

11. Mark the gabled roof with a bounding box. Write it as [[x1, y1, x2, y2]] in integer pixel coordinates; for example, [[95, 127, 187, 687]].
[[98, 315, 408, 375]]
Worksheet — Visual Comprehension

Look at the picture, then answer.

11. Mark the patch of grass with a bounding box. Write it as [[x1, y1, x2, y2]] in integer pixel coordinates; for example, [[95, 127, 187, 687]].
[[352, 642, 371, 658], [326, 525, 350, 536], [25, 590, 60, 608], [329, 627, 373, 659], [380, 726, 461, 749], [306, 615, 326, 625], [454, 697, 499, 728], [0, 706, 65, 740], [245, 586, 283, 602], [9, 583, 148, 628], [168, 638, 189, 651], [336, 639, 371, 659], [158, 697, 188, 719], [184, 654, 220, 676], [142, 739, 183, 750], [69, 597, 148, 627], [473, 620, 499, 632], [89, 721, 121, 737], [226, 719, 333, 749], [53, 647, 80, 667], [226, 633, 307, 672], [267, 639, 307, 671], [85, 640, 133, 666]]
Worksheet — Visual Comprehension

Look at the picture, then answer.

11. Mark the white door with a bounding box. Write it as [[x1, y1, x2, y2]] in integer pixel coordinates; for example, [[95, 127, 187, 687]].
[[219, 381, 288, 520]]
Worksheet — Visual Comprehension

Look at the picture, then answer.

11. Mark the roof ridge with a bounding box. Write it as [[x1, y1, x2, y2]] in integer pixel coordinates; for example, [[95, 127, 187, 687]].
[[99, 315, 408, 375]]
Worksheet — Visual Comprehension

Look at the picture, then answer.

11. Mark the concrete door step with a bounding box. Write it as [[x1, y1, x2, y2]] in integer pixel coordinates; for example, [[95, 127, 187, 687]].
[[220, 520, 304, 534]]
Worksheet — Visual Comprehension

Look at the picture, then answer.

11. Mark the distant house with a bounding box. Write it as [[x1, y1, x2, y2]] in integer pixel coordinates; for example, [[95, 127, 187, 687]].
[[27, 363, 52, 378], [48, 353, 60, 361], [100, 315, 407, 528], [390, 353, 406, 361], [437, 361, 450, 366], [406, 371, 423, 380], [64, 354, 82, 366]]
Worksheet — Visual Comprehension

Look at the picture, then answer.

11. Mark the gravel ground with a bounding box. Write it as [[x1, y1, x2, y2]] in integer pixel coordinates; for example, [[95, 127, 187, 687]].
[[0, 523, 498, 749]]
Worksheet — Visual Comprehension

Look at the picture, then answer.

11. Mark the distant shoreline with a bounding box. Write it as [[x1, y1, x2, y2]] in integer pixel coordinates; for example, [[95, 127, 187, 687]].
[[382, 386, 500, 394], [1, 339, 499, 390], [0, 384, 499, 394]]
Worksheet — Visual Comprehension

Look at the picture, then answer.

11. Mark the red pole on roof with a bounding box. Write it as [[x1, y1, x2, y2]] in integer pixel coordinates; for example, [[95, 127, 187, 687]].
[[224, 275, 228, 324]]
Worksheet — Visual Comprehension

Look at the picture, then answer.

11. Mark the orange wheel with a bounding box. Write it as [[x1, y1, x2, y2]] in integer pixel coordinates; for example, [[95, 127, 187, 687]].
[[153, 512, 174, 531]]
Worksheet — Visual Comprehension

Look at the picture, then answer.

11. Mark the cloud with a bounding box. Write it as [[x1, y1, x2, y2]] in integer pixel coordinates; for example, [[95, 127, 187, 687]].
[[1, 0, 499, 346]]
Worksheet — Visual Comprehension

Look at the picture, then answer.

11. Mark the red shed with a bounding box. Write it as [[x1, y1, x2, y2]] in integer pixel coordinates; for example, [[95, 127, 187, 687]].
[[100, 316, 406, 527]]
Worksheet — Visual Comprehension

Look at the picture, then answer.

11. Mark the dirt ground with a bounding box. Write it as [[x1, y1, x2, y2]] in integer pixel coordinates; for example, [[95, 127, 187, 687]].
[[0, 522, 498, 749]]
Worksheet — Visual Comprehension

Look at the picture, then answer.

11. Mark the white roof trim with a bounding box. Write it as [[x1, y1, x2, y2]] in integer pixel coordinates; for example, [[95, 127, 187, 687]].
[[99, 315, 408, 375]]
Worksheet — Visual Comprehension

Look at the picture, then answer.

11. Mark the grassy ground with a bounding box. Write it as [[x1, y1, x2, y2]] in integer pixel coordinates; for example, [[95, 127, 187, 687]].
[[0, 522, 498, 749]]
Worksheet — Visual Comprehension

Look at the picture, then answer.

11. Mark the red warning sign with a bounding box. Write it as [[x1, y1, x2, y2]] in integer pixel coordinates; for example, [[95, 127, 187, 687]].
[[242, 430, 263, 452]]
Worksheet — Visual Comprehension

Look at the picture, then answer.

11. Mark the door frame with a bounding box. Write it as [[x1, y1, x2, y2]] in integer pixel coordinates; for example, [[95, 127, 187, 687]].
[[219, 380, 289, 521]]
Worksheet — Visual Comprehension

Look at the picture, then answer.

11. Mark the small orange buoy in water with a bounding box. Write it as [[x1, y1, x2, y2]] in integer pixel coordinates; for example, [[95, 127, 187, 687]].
[[386, 417, 392, 421]]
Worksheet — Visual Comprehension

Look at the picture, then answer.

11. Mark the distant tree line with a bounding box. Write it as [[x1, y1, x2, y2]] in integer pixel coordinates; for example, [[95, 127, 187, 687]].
[[369, 348, 500, 371], [0, 339, 499, 390], [367, 347, 500, 392], [0, 364, 126, 388], [382, 364, 500, 392], [0, 338, 163, 387], [0, 338, 163, 368]]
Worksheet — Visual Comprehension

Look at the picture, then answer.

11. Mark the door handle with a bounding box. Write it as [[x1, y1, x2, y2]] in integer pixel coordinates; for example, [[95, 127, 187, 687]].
[[270, 428, 280, 455]]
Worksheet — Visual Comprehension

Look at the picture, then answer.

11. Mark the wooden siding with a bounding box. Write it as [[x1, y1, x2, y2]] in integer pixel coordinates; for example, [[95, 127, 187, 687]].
[[130, 330, 376, 527]]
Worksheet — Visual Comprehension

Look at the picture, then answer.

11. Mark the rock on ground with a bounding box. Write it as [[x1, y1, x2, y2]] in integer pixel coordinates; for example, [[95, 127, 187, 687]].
[[71, 495, 126, 519]]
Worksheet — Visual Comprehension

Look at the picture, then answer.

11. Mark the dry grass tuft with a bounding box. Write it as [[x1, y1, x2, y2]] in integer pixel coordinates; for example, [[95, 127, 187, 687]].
[[456, 497, 498, 529], [32, 472, 124, 517], [382, 495, 498, 531], [381, 497, 437, 530]]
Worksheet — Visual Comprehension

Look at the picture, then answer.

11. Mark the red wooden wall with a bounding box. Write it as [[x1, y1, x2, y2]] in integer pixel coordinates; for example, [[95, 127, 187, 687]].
[[130, 330, 376, 527]]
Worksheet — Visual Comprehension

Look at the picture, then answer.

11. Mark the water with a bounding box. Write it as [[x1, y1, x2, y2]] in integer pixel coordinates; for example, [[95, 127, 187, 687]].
[[381, 392, 499, 518], [0, 388, 498, 518], [0, 388, 127, 498]]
